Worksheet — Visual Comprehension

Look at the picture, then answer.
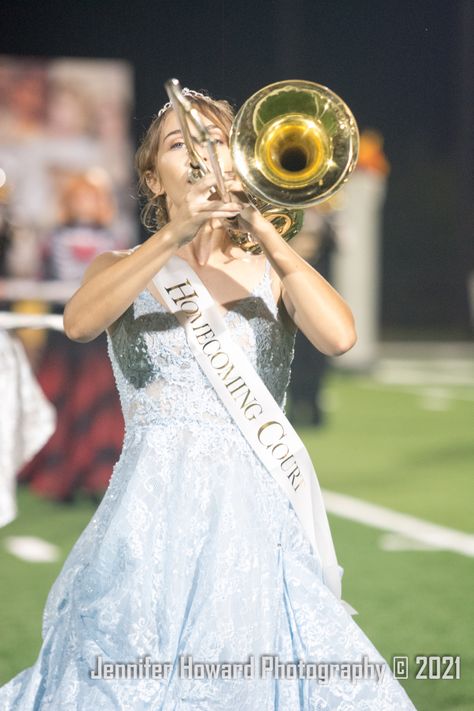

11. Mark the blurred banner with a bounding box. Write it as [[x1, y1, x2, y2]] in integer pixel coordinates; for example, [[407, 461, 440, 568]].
[[0, 55, 136, 281], [0, 56, 131, 503]]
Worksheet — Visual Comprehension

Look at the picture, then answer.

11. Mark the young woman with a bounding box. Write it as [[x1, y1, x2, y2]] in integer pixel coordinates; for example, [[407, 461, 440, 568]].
[[0, 89, 417, 709]]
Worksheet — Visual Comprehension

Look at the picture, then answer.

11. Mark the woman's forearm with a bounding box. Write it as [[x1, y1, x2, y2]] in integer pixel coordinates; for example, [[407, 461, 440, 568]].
[[254, 218, 357, 356], [63, 226, 179, 343]]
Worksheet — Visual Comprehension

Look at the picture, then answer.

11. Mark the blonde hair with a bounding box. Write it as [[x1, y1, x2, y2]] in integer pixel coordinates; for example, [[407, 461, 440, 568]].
[[135, 93, 235, 233]]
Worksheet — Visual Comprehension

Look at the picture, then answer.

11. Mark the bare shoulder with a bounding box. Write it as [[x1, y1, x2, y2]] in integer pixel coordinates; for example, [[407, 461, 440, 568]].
[[80, 249, 135, 339], [81, 248, 132, 286]]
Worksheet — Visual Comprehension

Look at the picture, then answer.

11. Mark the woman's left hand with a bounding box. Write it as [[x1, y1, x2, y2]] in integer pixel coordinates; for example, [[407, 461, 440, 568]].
[[224, 178, 274, 243], [236, 203, 270, 239]]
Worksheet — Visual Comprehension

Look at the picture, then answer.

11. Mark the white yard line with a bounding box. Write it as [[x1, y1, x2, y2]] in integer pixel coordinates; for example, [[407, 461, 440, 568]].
[[3, 535, 60, 563], [359, 381, 474, 402], [323, 490, 474, 557], [372, 358, 474, 387]]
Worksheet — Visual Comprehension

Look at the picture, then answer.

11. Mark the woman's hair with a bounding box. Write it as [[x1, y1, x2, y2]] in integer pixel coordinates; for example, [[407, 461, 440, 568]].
[[135, 93, 235, 233]]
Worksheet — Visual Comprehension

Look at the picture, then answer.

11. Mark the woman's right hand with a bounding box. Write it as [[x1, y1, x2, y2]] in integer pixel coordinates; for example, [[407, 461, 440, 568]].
[[167, 174, 244, 248], [64, 173, 244, 342]]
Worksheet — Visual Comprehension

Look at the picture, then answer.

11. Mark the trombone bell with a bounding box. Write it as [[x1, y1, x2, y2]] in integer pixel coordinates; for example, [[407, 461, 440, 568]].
[[162, 78, 359, 255], [231, 79, 359, 209], [256, 114, 331, 188]]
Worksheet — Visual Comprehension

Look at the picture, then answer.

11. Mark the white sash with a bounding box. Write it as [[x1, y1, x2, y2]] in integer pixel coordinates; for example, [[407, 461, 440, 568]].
[[152, 254, 358, 617]]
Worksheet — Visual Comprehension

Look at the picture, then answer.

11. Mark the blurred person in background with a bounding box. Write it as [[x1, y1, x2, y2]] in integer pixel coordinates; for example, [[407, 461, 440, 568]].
[[43, 170, 118, 280], [17, 170, 124, 502]]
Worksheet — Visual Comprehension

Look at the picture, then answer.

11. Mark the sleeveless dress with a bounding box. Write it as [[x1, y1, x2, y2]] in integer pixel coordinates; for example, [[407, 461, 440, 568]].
[[0, 257, 417, 710]]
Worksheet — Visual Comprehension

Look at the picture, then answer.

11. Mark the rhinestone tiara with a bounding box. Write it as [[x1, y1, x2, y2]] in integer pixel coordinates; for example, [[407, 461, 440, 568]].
[[157, 88, 210, 119]]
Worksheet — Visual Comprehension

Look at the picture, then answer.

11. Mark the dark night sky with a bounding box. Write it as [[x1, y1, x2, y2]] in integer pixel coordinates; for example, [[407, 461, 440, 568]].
[[1, 0, 472, 335]]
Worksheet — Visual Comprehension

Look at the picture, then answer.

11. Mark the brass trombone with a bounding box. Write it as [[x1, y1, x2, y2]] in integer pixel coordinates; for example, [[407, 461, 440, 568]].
[[164, 78, 359, 255]]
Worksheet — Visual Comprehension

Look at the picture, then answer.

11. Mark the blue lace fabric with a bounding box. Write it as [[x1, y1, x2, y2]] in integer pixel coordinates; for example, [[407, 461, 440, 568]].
[[0, 257, 417, 709]]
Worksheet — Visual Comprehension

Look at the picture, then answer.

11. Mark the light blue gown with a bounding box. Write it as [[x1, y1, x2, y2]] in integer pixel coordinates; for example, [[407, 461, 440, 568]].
[[0, 257, 417, 709]]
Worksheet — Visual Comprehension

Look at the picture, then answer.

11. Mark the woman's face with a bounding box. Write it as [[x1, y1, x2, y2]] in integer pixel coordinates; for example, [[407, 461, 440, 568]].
[[151, 107, 233, 218]]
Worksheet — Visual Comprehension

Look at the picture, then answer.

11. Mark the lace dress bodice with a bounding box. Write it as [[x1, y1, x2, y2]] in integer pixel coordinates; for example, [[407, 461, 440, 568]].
[[106, 258, 297, 439]]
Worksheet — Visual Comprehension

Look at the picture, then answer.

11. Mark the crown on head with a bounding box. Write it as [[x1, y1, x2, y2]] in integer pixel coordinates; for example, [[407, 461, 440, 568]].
[[157, 88, 210, 119]]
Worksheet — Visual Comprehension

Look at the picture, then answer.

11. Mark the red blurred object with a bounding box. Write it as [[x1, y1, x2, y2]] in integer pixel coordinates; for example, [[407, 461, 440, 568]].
[[18, 332, 124, 502], [356, 129, 390, 176]]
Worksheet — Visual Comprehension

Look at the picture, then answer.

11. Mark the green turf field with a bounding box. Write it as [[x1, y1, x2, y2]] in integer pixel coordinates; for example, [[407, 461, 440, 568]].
[[0, 370, 472, 710]]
